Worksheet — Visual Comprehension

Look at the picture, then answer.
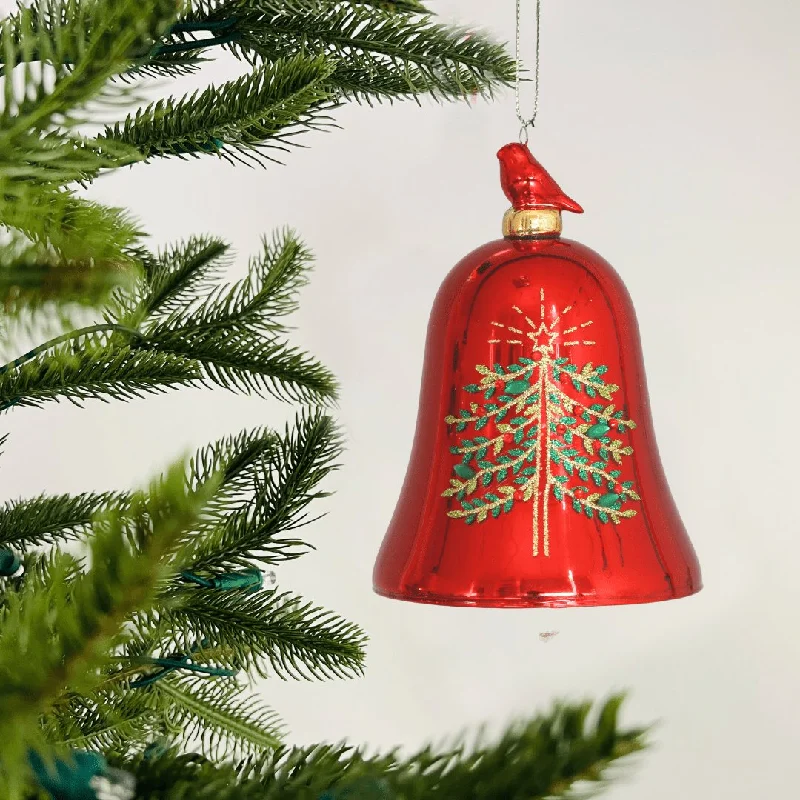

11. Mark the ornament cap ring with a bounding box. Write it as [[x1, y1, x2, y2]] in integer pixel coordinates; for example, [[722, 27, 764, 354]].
[[502, 207, 562, 238]]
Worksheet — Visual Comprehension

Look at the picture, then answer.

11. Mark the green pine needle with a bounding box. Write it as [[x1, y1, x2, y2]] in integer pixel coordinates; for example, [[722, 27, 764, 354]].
[[351, 1, 433, 14], [0, 344, 200, 411], [149, 228, 313, 337], [189, 1, 514, 102], [189, 427, 282, 504], [153, 677, 284, 759], [106, 232, 336, 406], [104, 54, 337, 162], [0, 460, 218, 790], [0, 491, 126, 548], [42, 692, 158, 753], [159, 588, 367, 680], [0, 231, 333, 412], [1, 190, 144, 281], [120, 696, 646, 800], [392, 695, 646, 800], [149, 329, 337, 404], [0, 0, 176, 321], [184, 411, 342, 571], [137, 236, 232, 320], [0, 248, 139, 319], [0, 0, 177, 135], [0, 130, 140, 186]]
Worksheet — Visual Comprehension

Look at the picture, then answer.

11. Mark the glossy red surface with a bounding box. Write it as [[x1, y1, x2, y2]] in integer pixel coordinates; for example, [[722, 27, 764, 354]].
[[373, 145, 701, 608], [497, 143, 584, 212]]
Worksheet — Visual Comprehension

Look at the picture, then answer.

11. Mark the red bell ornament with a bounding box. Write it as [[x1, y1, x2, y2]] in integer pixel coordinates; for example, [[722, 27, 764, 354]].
[[373, 144, 702, 608]]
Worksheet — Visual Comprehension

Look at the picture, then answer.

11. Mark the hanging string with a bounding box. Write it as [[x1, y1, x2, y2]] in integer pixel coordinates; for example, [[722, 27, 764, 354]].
[[514, 0, 542, 144]]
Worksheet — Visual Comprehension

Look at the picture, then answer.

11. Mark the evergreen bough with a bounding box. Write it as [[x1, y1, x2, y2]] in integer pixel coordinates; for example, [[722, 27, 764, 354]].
[[0, 1, 648, 797]]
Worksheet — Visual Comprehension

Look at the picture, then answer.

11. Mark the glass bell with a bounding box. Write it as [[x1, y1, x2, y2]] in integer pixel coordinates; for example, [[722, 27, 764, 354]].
[[373, 144, 701, 608]]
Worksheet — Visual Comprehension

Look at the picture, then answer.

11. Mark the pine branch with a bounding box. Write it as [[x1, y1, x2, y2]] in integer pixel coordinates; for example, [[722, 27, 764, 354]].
[[120, 697, 646, 800], [181, 1, 514, 103], [148, 229, 313, 338], [122, 1, 510, 102], [0, 233, 332, 411], [152, 677, 284, 759], [147, 328, 337, 404], [42, 692, 157, 753], [156, 587, 367, 680], [127, 230, 334, 403], [0, 343, 200, 412], [326, 60, 486, 104], [188, 427, 282, 505], [253, 695, 645, 800], [184, 411, 342, 571], [0, 242, 140, 319], [0, 130, 140, 188], [0, 491, 126, 548], [0, 165, 144, 321], [0, 0, 175, 206], [0, 461, 218, 793], [0, 187, 145, 324], [103, 54, 337, 162], [0, 0, 177, 133], [45, 625, 284, 759], [103, 236, 232, 342], [135, 236, 232, 321], [391, 696, 645, 800], [185, 427, 286, 546], [1, 190, 144, 282], [125, 50, 207, 80], [349, 1, 432, 13], [121, 752, 262, 800], [0, 0, 174, 323], [7, 0, 212, 81]]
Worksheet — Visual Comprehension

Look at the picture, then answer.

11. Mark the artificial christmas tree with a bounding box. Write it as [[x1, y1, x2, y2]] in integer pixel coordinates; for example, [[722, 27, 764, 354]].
[[0, 1, 646, 797]]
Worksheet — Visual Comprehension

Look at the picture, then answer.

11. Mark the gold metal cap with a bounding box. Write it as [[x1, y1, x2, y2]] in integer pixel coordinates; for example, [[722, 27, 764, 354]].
[[502, 207, 562, 238]]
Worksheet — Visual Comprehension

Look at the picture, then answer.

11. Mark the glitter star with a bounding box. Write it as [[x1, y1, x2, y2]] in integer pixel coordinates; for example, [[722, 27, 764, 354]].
[[490, 291, 595, 354], [528, 322, 558, 354]]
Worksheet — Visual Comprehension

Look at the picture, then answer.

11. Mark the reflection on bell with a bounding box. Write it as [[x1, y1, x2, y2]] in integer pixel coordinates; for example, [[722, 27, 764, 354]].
[[373, 144, 701, 608]]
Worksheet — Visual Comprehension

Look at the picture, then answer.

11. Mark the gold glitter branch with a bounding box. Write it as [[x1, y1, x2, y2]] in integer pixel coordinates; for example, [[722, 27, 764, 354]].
[[557, 362, 619, 402], [444, 362, 542, 426], [442, 442, 539, 498], [560, 485, 638, 523], [553, 448, 640, 495], [446, 485, 516, 521], [550, 386, 636, 431]]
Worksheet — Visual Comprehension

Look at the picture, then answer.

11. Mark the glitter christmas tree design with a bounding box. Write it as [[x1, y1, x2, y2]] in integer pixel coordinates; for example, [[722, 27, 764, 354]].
[[442, 289, 641, 557]]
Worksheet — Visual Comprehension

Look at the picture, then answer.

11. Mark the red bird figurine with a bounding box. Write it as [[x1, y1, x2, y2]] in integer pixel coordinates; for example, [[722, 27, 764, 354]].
[[497, 143, 584, 213]]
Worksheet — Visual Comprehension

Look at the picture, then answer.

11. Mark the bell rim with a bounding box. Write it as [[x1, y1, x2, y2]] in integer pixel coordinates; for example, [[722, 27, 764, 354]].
[[373, 583, 702, 608]]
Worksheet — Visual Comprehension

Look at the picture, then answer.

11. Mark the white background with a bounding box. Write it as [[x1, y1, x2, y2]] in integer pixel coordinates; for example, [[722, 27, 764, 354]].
[[4, 1, 800, 797]]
